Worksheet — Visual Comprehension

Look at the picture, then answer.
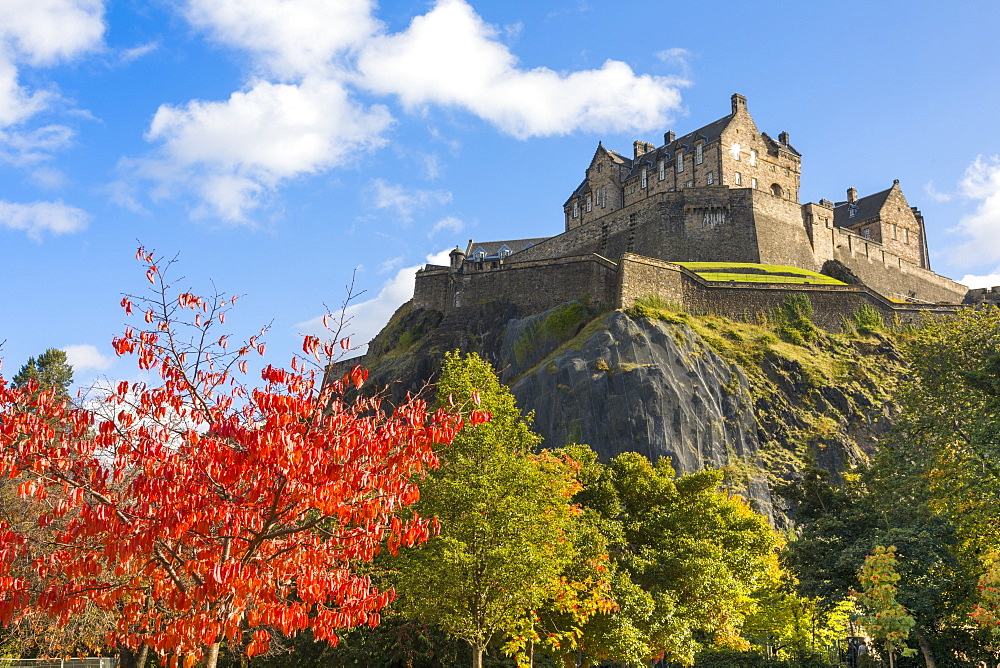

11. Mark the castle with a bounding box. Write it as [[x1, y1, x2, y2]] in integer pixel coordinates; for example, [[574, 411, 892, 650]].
[[413, 94, 968, 328]]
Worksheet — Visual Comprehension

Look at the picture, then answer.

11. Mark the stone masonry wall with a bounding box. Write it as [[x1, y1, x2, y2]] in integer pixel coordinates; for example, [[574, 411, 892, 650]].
[[832, 228, 967, 303], [615, 254, 959, 330], [414, 254, 619, 317]]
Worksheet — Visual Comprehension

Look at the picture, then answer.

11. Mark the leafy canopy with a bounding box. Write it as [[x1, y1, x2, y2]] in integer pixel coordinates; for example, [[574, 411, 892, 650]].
[[0, 248, 463, 668]]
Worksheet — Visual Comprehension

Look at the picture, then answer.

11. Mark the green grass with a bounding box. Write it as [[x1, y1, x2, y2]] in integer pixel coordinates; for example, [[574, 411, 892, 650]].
[[676, 262, 846, 285]]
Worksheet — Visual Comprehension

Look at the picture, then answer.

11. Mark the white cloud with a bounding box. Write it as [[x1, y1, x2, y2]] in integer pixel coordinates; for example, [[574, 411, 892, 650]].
[[0, 0, 104, 163], [183, 0, 379, 79], [656, 47, 693, 79], [139, 0, 686, 220], [142, 78, 393, 222], [296, 249, 451, 354], [0, 0, 105, 66], [0, 199, 89, 240], [958, 272, 1000, 289], [357, 0, 685, 139], [429, 215, 464, 237], [924, 181, 953, 203], [62, 344, 112, 372], [366, 178, 451, 222], [948, 156, 1000, 265]]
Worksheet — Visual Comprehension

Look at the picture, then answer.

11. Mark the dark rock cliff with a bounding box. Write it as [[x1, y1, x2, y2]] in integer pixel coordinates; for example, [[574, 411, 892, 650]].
[[334, 298, 903, 524]]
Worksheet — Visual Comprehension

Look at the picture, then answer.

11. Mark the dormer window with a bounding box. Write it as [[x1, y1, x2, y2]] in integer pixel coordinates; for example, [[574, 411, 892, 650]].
[[749, 150, 757, 166], [677, 152, 684, 173], [848, 203, 858, 218], [641, 167, 647, 189], [498, 245, 512, 259], [473, 248, 487, 261], [695, 143, 703, 165], [659, 160, 665, 180]]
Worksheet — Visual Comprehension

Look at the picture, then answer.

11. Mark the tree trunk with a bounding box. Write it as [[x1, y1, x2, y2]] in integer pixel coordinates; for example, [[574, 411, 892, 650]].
[[205, 641, 221, 668], [137, 645, 149, 668], [915, 627, 936, 668], [471, 641, 484, 668]]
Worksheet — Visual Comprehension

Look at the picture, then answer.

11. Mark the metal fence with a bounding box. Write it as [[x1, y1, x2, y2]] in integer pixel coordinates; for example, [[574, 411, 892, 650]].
[[0, 659, 118, 668]]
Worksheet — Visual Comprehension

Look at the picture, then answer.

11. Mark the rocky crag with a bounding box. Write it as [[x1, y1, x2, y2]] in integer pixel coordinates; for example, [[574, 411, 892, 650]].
[[338, 298, 905, 524]]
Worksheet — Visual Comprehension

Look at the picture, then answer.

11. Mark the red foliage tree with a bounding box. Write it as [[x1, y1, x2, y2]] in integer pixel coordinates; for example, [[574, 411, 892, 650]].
[[0, 248, 471, 667]]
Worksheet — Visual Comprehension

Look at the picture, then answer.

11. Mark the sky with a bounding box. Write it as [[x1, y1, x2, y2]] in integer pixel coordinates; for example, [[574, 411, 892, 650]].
[[1, 0, 999, 393]]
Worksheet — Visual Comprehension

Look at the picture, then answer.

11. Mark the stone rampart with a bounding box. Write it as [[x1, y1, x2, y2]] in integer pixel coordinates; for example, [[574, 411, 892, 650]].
[[616, 254, 959, 330], [831, 228, 967, 303]]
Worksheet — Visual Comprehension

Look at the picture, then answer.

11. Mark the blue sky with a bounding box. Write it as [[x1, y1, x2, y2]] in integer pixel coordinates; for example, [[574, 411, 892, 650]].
[[1, 0, 999, 392]]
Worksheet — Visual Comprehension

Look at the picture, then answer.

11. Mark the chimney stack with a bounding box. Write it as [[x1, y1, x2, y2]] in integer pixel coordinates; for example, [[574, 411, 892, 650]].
[[664, 131, 675, 144], [633, 140, 654, 158], [847, 187, 858, 203], [779, 131, 790, 145], [731, 93, 747, 114]]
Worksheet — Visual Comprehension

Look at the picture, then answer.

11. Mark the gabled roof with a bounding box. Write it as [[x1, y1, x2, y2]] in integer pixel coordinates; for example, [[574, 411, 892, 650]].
[[761, 132, 801, 157], [622, 113, 735, 181], [465, 238, 550, 259], [833, 187, 893, 228]]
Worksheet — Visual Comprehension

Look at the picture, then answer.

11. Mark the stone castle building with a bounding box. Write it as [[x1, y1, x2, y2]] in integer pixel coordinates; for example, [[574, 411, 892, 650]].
[[413, 94, 968, 326]]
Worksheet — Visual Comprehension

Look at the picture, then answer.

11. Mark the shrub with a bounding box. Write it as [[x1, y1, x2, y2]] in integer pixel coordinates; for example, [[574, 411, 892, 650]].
[[852, 303, 885, 335], [774, 294, 818, 345]]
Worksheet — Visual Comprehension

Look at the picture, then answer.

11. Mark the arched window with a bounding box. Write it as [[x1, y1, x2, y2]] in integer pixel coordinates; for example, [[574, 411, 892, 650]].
[[770, 183, 783, 198]]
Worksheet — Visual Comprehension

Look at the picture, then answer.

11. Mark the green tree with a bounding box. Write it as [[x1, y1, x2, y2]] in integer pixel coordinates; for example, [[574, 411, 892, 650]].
[[851, 546, 917, 668], [573, 451, 781, 666], [390, 352, 611, 668], [893, 306, 1000, 558], [11, 348, 74, 398]]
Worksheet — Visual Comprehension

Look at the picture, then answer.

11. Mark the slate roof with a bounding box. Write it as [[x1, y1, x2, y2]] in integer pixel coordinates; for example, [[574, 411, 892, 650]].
[[761, 132, 801, 157], [622, 113, 735, 181], [832, 187, 893, 228], [465, 237, 550, 259]]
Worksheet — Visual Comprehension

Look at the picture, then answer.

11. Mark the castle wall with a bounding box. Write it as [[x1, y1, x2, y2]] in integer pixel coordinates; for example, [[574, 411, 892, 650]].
[[832, 228, 967, 303], [413, 266, 450, 312], [518, 187, 765, 266], [751, 191, 820, 270], [615, 254, 960, 331], [416, 255, 619, 316]]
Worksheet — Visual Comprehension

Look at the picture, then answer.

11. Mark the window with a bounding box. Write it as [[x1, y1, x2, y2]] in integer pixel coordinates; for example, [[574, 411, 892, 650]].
[[848, 203, 858, 218], [586, 195, 592, 212], [573, 201, 579, 218], [751, 178, 758, 189], [498, 246, 511, 259], [863, 228, 871, 240], [734, 171, 742, 185], [891, 223, 897, 240], [731, 143, 741, 161], [686, 180, 692, 188], [641, 167, 647, 189], [904, 228, 910, 244], [601, 186, 607, 207], [473, 249, 486, 261], [749, 150, 757, 166], [707, 171, 714, 185], [658, 160, 665, 180], [695, 143, 703, 165], [677, 152, 684, 173]]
